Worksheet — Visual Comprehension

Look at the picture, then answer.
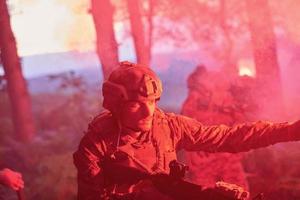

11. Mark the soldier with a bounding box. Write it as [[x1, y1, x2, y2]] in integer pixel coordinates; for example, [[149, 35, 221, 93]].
[[181, 65, 257, 190], [73, 61, 300, 200]]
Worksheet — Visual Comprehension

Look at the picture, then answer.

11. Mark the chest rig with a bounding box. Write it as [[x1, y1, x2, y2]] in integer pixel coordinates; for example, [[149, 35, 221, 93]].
[[102, 109, 178, 175], [151, 110, 177, 173]]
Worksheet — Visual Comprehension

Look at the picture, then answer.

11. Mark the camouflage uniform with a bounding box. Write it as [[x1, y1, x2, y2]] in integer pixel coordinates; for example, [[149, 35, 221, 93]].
[[73, 62, 300, 200], [74, 108, 300, 199]]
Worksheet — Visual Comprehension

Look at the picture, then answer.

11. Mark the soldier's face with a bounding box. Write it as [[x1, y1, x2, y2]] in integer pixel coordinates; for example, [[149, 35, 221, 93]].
[[120, 99, 156, 132]]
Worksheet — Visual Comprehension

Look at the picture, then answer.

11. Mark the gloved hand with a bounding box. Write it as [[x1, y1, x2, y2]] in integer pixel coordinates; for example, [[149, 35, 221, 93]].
[[0, 168, 24, 191], [215, 181, 249, 200]]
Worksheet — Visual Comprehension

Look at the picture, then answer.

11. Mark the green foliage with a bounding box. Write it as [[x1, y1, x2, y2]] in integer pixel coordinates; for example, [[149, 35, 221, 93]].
[[27, 151, 77, 200], [0, 135, 77, 200], [0, 72, 101, 199]]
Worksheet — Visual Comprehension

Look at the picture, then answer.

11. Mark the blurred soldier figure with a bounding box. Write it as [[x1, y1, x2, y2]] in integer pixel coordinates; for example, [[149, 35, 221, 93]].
[[0, 167, 24, 200], [0, 168, 24, 191], [73, 61, 300, 200], [181, 65, 257, 189], [0, 168, 25, 200]]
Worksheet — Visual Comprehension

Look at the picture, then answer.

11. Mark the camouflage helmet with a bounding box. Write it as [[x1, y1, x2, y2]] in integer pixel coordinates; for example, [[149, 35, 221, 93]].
[[102, 61, 163, 112]]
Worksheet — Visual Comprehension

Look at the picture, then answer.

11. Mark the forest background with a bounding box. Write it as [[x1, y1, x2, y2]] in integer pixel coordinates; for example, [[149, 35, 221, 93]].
[[1, 0, 300, 199]]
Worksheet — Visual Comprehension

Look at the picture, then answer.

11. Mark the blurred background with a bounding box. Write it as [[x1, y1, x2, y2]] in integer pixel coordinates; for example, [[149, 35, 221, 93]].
[[1, 0, 300, 199]]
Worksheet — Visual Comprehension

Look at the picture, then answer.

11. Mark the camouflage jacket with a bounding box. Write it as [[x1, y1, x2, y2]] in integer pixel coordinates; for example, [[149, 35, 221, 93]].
[[73, 108, 300, 200]]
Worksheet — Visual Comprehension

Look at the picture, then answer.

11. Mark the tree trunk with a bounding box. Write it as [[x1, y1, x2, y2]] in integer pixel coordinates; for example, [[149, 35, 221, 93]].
[[91, 0, 119, 80], [146, 0, 154, 65], [127, 0, 150, 66], [219, 0, 237, 75], [0, 0, 35, 142], [246, 0, 283, 117]]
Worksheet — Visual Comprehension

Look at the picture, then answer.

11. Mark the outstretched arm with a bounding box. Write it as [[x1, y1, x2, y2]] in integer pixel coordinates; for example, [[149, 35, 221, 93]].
[[169, 114, 300, 153]]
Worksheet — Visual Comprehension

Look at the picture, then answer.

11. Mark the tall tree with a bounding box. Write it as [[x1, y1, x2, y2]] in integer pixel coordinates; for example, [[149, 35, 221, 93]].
[[146, 0, 154, 65], [218, 0, 237, 75], [154, 0, 246, 75], [91, 0, 119, 79], [126, 0, 150, 66], [246, 0, 283, 115], [0, 0, 35, 142]]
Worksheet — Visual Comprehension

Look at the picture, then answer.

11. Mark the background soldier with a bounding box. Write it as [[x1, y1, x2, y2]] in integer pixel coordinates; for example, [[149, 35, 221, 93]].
[[181, 65, 258, 190]]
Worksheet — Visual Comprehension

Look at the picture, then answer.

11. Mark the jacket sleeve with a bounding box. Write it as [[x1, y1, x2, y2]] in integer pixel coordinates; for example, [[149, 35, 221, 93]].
[[168, 114, 300, 153], [73, 130, 106, 200]]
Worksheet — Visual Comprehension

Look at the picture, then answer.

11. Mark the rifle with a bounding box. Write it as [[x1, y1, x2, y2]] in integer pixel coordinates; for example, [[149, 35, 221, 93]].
[[102, 159, 250, 200]]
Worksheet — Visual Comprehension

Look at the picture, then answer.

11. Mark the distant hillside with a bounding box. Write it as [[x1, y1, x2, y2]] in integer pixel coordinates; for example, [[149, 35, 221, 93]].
[[27, 52, 204, 112], [21, 51, 101, 78], [24, 39, 300, 114]]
